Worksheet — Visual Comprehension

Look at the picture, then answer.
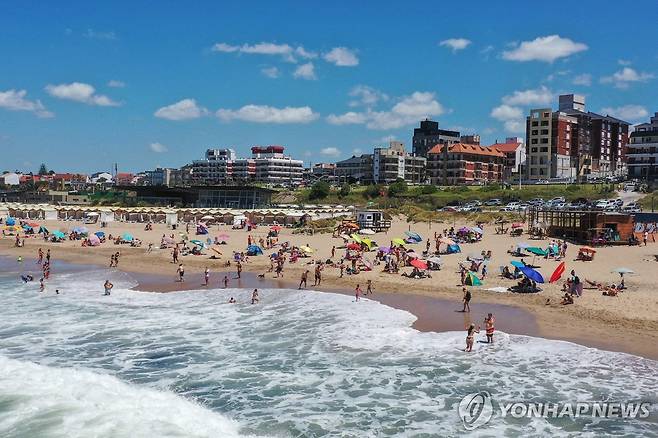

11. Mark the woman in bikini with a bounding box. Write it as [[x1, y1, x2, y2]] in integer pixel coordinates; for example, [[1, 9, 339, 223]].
[[484, 313, 495, 344], [465, 323, 480, 352]]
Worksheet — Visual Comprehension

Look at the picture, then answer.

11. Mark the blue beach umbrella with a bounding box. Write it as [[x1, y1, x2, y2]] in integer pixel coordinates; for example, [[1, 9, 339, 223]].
[[95, 231, 105, 238], [510, 260, 525, 268], [122, 233, 133, 242], [6, 217, 16, 226], [519, 266, 544, 283], [404, 231, 422, 242], [52, 230, 66, 239]]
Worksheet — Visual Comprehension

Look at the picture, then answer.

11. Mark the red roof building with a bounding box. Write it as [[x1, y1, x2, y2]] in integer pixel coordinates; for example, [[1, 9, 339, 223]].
[[427, 143, 505, 185]]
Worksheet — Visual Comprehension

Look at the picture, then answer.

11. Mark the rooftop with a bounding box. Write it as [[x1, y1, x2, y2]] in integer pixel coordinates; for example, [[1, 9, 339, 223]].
[[427, 143, 505, 158]]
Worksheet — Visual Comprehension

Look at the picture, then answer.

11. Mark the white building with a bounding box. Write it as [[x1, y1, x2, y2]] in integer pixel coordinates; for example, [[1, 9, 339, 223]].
[[627, 112, 658, 181], [0, 172, 21, 186]]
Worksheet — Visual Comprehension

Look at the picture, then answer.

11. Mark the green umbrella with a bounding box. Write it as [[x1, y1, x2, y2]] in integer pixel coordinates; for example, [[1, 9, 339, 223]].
[[526, 247, 547, 256], [392, 238, 406, 246], [466, 271, 482, 286], [190, 239, 204, 246], [52, 230, 65, 239]]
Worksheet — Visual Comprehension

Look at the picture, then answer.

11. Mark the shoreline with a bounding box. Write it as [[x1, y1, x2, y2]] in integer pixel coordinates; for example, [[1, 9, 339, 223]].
[[3, 242, 656, 361]]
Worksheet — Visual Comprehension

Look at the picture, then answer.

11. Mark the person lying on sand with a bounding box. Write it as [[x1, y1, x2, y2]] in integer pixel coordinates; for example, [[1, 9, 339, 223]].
[[560, 292, 574, 305], [602, 284, 619, 296]]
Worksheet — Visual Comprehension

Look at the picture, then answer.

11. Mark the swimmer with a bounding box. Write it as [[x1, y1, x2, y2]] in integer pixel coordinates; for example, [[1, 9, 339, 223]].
[[21, 274, 34, 283], [228, 297, 236, 304], [103, 280, 113, 296]]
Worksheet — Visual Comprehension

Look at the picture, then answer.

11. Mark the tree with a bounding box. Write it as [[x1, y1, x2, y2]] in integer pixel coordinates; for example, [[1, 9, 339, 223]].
[[38, 163, 48, 175], [388, 179, 408, 197], [309, 181, 331, 200], [339, 183, 351, 198]]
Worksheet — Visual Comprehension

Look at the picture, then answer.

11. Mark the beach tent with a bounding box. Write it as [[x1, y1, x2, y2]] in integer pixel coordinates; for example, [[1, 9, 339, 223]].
[[410, 259, 428, 270], [122, 233, 134, 242], [247, 245, 263, 256], [95, 231, 105, 238], [52, 230, 66, 239], [72, 226, 88, 235], [520, 266, 544, 283], [38, 226, 49, 234], [350, 234, 362, 244], [465, 272, 482, 286], [392, 238, 406, 247], [549, 262, 566, 283], [196, 223, 209, 235], [6, 217, 16, 226], [404, 231, 422, 242], [446, 244, 461, 254]]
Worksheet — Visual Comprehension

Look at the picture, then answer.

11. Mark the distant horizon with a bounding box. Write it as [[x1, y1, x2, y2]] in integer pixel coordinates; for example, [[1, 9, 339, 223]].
[[1, 1, 656, 173]]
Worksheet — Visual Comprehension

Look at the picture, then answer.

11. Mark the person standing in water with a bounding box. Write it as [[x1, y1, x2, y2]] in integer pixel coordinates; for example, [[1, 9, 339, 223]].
[[251, 288, 259, 304], [465, 323, 480, 352], [103, 280, 113, 296], [484, 313, 495, 344], [236, 261, 242, 279], [223, 275, 229, 288], [204, 267, 210, 286], [355, 284, 362, 302], [39, 277, 45, 292], [37, 248, 43, 265], [177, 264, 185, 282]]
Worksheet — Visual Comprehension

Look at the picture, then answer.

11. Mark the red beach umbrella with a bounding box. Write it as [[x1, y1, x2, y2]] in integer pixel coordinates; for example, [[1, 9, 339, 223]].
[[410, 259, 428, 270], [549, 262, 566, 283], [347, 243, 361, 250]]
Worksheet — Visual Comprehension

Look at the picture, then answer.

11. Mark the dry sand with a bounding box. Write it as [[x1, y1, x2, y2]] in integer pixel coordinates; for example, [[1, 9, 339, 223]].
[[2, 216, 657, 360]]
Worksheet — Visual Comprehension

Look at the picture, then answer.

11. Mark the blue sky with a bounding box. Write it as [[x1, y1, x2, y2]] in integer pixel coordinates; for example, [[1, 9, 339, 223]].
[[1, 1, 657, 174]]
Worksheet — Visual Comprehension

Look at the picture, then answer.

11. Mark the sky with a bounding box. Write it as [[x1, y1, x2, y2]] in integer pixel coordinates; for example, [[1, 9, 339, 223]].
[[1, 1, 657, 174]]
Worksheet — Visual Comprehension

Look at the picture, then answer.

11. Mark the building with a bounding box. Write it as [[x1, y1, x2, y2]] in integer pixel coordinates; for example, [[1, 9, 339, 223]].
[[627, 112, 658, 181], [307, 163, 337, 184], [145, 167, 186, 187], [412, 119, 460, 158], [191, 148, 237, 185], [0, 172, 21, 186], [336, 141, 425, 185], [115, 172, 135, 186], [427, 143, 505, 185], [460, 134, 480, 145], [335, 154, 374, 184], [250, 146, 304, 186], [526, 108, 576, 181], [119, 185, 273, 208], [487, 137, 525, 182]]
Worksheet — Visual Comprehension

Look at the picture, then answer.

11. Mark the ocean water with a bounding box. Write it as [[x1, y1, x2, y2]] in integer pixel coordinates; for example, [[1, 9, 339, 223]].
[[0, 267, 656, 437]]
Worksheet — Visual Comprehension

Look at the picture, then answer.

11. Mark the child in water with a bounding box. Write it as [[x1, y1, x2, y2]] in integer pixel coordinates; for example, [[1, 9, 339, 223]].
[[465, 323, 480, 352]]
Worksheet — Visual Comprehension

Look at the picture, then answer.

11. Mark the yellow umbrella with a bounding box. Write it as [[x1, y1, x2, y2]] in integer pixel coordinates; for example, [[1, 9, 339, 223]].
[[392, 238, 406, 246], [361, 238, 375, 250], [350, 233, 362, 244], [300, 246, 314, 253]]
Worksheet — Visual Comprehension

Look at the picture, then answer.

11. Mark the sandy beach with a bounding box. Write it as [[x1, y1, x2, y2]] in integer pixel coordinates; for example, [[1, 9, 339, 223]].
[[2, 216, 657, 360]]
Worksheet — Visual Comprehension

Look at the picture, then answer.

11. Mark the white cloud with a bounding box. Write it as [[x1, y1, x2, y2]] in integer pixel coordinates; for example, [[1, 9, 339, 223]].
[[618, 59, 632, 66], [149, 142, 168, 153], [572, 73, 592, 86], [439, 38, 471, 52], [45, 82, 120, 106], [490, 104, 524, 133], [502, 86, 553, 106], [216, 105, 319, 124], [601, 67, 654, 88], [84, 28, 117, 40], [323, 47, 359, 66], [326, 111, 368, 125], [599, 105, 649, 122], [107, 80, 125, 88], [0, 89, 53, 118], [293, 62, 317, 80], [348, 85, 388, 107], [327, 91, 445, 130], [320, 147, 341, 157], [261, 66, 280, 78], [212, 42, 315, 63], [154, 99, 208, 121], [502, 35, 587, 63]]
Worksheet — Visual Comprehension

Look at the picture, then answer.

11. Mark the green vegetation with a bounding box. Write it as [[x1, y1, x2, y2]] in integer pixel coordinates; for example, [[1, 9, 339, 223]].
[[308, 181, 331, 200]]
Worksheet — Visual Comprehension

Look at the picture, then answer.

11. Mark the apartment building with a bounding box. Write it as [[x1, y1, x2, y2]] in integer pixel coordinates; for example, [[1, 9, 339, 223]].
[[627, 112, 658, 181], [487, 137, 525, 181], [412, 119, 460, 158], [427, 143, 505, 185], [336, 141, 425, 184], [250, 146, 304, 186], [192, 148, 237, 184], [335, 155, 374, 184]]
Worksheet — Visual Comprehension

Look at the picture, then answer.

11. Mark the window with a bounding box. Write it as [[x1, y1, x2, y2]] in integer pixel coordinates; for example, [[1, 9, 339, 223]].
[[541, 121, 549, 126], [540, 147, 548, 153], [531, 130, 538, 135], [540, 138, 549, 144], [543, 112, 550, 117], [531, 139, 538, 144], [532, 121, 539, 127], [531, 147, 538, 153], [541, 129, 549, 135]]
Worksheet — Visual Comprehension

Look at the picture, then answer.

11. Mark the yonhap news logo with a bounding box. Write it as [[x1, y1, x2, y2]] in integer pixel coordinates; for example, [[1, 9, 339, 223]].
[[457, 392, 652, 430]]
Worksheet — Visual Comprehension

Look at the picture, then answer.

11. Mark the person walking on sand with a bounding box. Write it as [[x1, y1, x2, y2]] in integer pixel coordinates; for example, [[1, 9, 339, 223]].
[[366, 279, 373, 295], [331, 246, 336, 258], [109, 253, 115, 267], [481, 264, 487, 280], [355, 284, 362, 302], [644, 230, 648, 246], [465, 323, 480, 352], [114, 252, 120, 267], [223, 275, 229, 288], [177, 264, 185, 282], [299, 270, 309, 289], [462, 287, 471, 313], [314, 264, 322, 286], [103, 280, 113, 296], [236, 261, 242, 279], [204, 267, 210, 286], [484, 313, 495, 344], [251, 288, 259, 304], [173, 246, 179, 263]]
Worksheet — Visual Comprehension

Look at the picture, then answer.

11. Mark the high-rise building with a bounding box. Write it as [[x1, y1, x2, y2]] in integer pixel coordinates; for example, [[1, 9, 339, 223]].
[[427, 143, 505, 185], [627, 112, 658, 181], [335, 141, 425, 184], [250, 146, 304, 186], [192, 148, 236, 184], [525, 108, 576, 181], [412, 119, 460, 158]]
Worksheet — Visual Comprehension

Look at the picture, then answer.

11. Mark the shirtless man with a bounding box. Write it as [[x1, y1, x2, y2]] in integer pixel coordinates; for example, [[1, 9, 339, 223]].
[[299, 270, 309, 289]]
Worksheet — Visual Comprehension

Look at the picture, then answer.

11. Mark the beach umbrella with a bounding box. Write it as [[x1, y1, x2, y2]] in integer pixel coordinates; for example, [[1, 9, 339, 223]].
[[190, 239, 204, 246], [512, 222, 525, 228], [95, 231, 105, 238], [52, 230, 65, 239], [465, 271, 482, 286], [359, 228, 375, 235], [300, 246, 314, 253], [378, 246, 391, 254], [122, 233, 133, 242], [38, 226, 49, 234], [611, 267, 634, 274], [459, 227, 471, 233], [27, 221, 40, 228], [471, 226, 484, 235], [247, 244, 263, 255], [438, 237, 455, 245], [6, 217, 15, 226], [88, 234, 100, 246], [270, 225, 282, 232], [361, 238, 375, 250], [428, 256, 443, 265], [347, 243, 361, 250], [510, 260, 525, 268], [519, 266, 544, 283], [549, 261, 566, 283], [392, 238, 406, 246], [350, 234, 362, 244], [410, 258, 428, 270], [467, 252, 484, 261], [404, 231, 422, 241], [526, 247, 547, 256]]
